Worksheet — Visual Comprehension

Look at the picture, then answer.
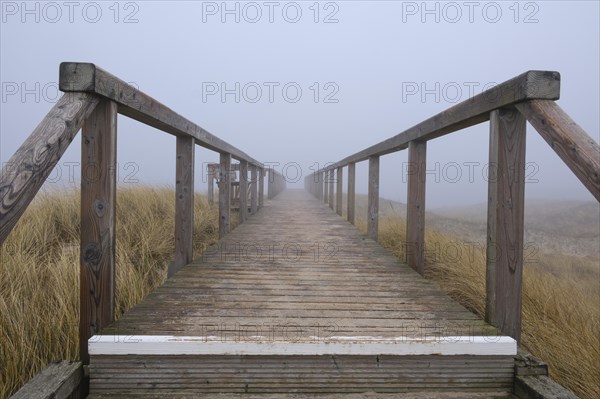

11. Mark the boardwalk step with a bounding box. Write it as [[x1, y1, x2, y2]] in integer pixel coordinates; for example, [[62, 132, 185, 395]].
[[88, 392, 519, 398]]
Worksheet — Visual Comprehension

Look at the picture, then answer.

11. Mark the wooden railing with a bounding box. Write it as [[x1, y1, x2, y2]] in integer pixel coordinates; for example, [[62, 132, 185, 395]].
[[304, 70, 600, 343], [0, 62, 286, 368]]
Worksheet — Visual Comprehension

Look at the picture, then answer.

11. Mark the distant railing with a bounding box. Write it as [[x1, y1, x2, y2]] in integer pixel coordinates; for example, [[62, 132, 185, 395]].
[[304, 70, 600, 343], [0, 62, 286, 368]]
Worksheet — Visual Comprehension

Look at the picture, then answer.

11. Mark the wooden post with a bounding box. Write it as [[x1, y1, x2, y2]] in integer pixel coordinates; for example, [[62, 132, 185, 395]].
[[207, 165, 215, 205], [239, 160, 248, 223], [323, 170, 329, 204], [79, 99, 117, 364], [336, 166, 343, 216], [258, 168, 264, 208], [170, 136, 195, 277], [219, 153, 231, 238], [406, 141, 427, 275], [250, 165, 258, 214], [267, 169, 274, 199], [317, 171, 324, 200], [367, 156, 380, 241], [328, 169, 334, 210], [347, 162, 356, 224], [486, 107, 526, 342]]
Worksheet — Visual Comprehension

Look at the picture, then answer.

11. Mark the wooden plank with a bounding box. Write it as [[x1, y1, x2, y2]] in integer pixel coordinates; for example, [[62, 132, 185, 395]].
[[347, 163, 356, 224], [327, 71, 559, 168], [368, 156, 380, 240], [10, 361, 83, 399], [219, 153, 231, 238], [516, 100, 600, 201], [486, 108, 526, 342], [336, 167, 343, 216], [514, 375, 579, 399], [239, 160, 248, 223], [59, 63, 262, 168], [406, 141, 427, 275], [250, 165, 258, 214], [0, 93, 99, 245], [170, 136, 195, 277], [328, 169, 334, 210], [258, 168, 264, 208], [80, 99, 117, 364]]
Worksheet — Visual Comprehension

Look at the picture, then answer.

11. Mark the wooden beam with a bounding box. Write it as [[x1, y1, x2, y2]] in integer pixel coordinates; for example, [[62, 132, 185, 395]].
[[406, 141, 427, 275], [59, 62, 262, 168], [328, 169, 334, 210], [516, 100, 600, 202], [250, 165, 258, 214], [219, 153, 231, 238], [258, 168, 264, 208], [0, 93, 99, 245], [80, 99, 117, 364], [347, 162, 356, 224], [336, 167, 343, 216], [327, 71, 559, 168], [368, 156, 380, 240], [486, 107, 526, 342], [10, 361, 83, 399], [239, 160, 248, 223], [170, 136, 195, 278]]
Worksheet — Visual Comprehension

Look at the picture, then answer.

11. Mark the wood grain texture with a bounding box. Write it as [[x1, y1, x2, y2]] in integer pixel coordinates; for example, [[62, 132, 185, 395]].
[[347, 163, 356, 224], [250, 165, 258, 214], [80, 99, 117, 364], [406, 141, 427, 275], [59, 63, 262, 168], [336, 167, 343, 216], [171, 136, 195, 277], [486, 108, 526, 342], [10, 361, 83, 399], [239, 160, 248, 223], [368, 156, 380, 241], [0, 93, 99, 244], [516, 100, 600, 201], [324, 71, 559, 168], [219, 153, 232, 238]]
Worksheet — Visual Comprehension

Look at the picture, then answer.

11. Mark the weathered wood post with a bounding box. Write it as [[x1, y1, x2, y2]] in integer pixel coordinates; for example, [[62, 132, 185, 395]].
[[239, 160, 248, 223], [316, 171, 323, 200], [323, 170, 329, 204], [267, 169, 274, 199], [258, 168, 264, 208], [79, 99, 117, 364], [250, 164, 258, 214], [336, 166, 343, 216], [347, 162, 356, 224], [406, 141, 427, 275], [367, 156, 380, 240], [328, 169, 334, 210], [171, 136, 195, 277], [207, 164, 216, 205], [486, 107, 526, 342], [219, 153, 231, 238]]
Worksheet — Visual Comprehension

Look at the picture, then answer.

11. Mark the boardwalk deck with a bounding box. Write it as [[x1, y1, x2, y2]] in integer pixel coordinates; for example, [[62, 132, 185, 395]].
[[89, 190, 516, 395]]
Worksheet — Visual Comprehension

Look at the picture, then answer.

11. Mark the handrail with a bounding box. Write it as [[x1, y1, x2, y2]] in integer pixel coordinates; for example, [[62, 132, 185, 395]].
[[0, 63, 286, 375], [304, 70, 600, 345]]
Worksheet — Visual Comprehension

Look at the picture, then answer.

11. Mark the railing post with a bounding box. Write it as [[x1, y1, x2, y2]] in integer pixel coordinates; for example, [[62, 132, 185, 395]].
[[317, 171, 324, 200], [258, 168, 264, 208], [79, 99, 117, 365], [367, 156, 380, 240], [336, 166, 343, 216], [328, 169, 334, 210], [250, 164, 258, 214], [347, 162, 356, 224], [486, 107, 526, 342], [323, 170, 329, 204], [219, 153, 231, 238], [406, 141, 427, 275], [268, 169, 274, 199], [239, 160, 248, 223], [207, 164, 215, 205], [170, 136, 195, 278]]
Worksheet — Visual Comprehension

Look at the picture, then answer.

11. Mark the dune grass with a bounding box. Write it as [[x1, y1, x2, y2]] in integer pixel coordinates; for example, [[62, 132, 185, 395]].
[[1, 187, 598, 398]]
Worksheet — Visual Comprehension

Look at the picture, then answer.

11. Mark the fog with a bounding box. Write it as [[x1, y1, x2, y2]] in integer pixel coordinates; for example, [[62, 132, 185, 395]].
[[1, 1, 598, 208]]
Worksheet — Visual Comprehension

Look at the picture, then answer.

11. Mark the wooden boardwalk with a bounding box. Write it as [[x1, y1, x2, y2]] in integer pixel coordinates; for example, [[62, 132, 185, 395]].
[[89, 190, 515, 395]]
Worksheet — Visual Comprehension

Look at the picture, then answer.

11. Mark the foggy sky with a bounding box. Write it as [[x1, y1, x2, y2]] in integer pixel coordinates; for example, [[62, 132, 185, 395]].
[[1, 1, 599, 208]]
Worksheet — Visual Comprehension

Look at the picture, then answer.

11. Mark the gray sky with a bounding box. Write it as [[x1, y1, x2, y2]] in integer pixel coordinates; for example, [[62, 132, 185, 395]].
[[1, 0, 599, 207]]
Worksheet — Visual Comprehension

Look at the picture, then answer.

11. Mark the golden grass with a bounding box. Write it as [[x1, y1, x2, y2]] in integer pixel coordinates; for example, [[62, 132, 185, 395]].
[[1, 187, 598, 399]]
